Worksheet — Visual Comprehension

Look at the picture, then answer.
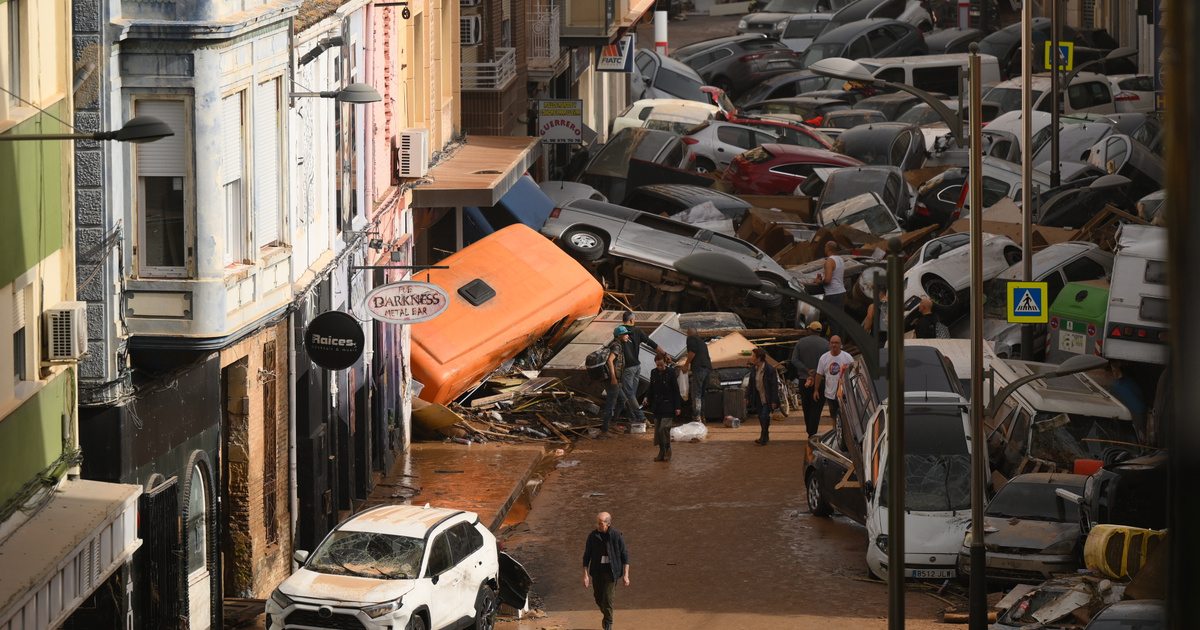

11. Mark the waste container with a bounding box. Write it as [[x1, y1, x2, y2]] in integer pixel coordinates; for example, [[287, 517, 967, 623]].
[[1047, 280, 1109, 364]]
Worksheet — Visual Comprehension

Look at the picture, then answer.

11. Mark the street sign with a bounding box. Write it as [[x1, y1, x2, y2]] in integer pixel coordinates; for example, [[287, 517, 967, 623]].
[[536, 100, 584, 144], [1044, 41, 1074, 71], [364, 281, 450, 324], [596, 34, 634, 73], [1007, 282, 1049, 323], [305, 311, 365, 370]]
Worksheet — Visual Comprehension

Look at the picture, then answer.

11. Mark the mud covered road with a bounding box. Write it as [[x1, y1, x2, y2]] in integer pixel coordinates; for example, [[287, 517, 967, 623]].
[[501, 416, 966, 629]]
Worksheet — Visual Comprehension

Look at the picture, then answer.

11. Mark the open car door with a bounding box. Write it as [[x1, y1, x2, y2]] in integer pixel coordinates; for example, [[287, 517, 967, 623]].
[[498, 552, 532, 611]]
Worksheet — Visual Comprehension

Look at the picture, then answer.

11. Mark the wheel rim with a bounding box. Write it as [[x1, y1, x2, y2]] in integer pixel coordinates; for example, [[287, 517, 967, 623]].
[[569, 232, 599, 250], [806, 474, 821, 512], [477, 590, 497, 630], [924, 278, 955, 306]]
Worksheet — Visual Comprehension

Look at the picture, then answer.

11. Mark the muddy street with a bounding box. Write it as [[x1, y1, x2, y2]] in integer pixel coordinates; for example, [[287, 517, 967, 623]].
[[500, 416, 963, 630]]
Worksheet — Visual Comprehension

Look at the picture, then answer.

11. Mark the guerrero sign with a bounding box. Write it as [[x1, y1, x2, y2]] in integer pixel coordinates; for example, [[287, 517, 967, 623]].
[[364, 281, 450, 324], [538, 100, 584, 144], [305, 311, 365, 370]]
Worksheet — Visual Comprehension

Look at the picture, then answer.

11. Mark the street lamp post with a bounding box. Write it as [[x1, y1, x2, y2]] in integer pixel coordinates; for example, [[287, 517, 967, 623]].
[[0, 115, 174, 143], [1048, 46, 1139, 187]]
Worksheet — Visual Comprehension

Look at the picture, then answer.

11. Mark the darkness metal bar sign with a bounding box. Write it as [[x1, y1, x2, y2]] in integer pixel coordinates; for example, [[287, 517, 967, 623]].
[[364, 281, 451, 324]]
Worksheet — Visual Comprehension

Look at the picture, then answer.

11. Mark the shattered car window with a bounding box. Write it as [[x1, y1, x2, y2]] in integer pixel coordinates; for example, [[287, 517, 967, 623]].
[[307, 531, 426, 579], [881, 454, 972, 512], [1030, 412, 1139, 464], [986, 479, 1084, 522]]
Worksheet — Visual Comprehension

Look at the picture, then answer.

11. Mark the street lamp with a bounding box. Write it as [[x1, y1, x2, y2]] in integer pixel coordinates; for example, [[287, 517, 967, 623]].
[[1049, 46, 1139, 187], [809, 56, 970, 147], [982, 354, 1109, 420], [0, 115, 173, 143], [289, 82, 383, 107]]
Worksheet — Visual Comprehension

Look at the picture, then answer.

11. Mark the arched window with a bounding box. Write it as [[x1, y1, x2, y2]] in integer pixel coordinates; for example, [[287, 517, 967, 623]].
[[186, 464, 208, 576]]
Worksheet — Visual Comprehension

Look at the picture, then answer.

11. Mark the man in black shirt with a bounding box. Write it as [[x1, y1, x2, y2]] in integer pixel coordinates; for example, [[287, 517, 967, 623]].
[[582, 512, 630, 630], [683, 328, 712, 422], [613, 311, 668, 428], [913, 298, 941, 339]]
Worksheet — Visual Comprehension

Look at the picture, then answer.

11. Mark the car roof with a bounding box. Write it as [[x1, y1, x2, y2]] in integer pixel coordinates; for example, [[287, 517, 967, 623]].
[[628, 184, 752, 208], [873, 345, 965, 399], [992, 71, 1111, 91], [991, 358, 1131, 420], [639, 48, 703, 76], [757, 142, 861, 162], [1005, 472, 1088, 488], [996, 242, 1101, 281], [859, 52, 997, 67], [815, 18, 911, 43], [341, 504, 471, 537]]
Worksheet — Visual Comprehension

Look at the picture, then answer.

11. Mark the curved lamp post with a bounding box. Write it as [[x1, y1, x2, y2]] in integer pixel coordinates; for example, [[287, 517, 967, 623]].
[[983, 354, 1110, 420], [1050, 46, 1139, 187], [809, 56, 970, 148], [0, 115, 174, 143], [289, 82, 383, 107]]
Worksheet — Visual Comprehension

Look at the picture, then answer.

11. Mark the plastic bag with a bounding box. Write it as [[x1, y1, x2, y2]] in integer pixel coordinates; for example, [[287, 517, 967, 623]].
[[670, 421, 708, 442], [677, 369, 690, 401]]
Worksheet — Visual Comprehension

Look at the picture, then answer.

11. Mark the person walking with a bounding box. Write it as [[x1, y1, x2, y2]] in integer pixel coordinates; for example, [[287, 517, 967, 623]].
[[816, 241, 848, 336], [813, 335, 854, 433], [599, 327, 642, 436], [745, 348, 781, 446], [790, 322, 829, 436], [682, 328, 712, 422], [582, 512, 630, 630], [643, 351, 682, 462], [614, 311, 667, 427], [862, 286, 889, 347]]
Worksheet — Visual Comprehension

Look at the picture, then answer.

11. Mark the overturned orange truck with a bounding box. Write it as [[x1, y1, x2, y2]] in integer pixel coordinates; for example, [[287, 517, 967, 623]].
[[410, 224, 604, 405]]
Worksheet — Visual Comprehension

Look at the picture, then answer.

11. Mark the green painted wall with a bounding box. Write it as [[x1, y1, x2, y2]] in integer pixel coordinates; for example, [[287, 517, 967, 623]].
[[0, 100, 69, 288], [0, 371, 71, 504]]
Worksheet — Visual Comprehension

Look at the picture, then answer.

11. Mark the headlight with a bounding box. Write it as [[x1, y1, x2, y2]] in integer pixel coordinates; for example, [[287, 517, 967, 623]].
[[775, 18, 789, 30], [362, 599, 403, 619], [270, 590, 294, 609], [875, 534, 889, 553], [738, 18, 748, 29], [1042, 540, 1075, 556]]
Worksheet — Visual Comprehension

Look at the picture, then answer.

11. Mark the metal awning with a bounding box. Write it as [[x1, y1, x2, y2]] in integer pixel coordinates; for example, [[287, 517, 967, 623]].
[[412, 136, 541, 208], [0, 479, 143, 629]]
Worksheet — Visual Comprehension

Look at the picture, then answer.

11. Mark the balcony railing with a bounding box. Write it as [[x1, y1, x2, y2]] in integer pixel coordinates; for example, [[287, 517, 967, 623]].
[[528, 6, 561, 62], [461, 47, 517, 90], [554, 0, 615, 39]]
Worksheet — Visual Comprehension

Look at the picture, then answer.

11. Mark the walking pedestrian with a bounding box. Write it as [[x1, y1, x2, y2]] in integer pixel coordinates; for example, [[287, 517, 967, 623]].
[[862, 286, 889, 347], [813, 335, 854, 435], [682, 328, 712, 422], [643, 351, 682, 462], [816, 241, 848, 336], [790, 322, 829, 436], [582, 512, 630, 630], [614, 311, 667, 426], [745, 348, 781, 446], [599, 327, 641, 436]]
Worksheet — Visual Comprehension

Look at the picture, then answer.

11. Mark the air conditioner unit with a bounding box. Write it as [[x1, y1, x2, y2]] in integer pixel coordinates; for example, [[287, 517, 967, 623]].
[[397, 128, 430, 178], [45, 301, 87, 361], [460, 0, 480, 6], [460, 15, 482, 46]]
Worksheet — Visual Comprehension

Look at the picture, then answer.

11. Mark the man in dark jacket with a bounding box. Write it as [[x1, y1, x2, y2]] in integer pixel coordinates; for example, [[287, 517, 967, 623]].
[[643, 352, 682, 462], [582, 512, 630, 630], [745, 347, 781, 445]]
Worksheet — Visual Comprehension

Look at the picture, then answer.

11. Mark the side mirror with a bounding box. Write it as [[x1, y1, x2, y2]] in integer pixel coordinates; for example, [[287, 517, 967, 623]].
[[431, 574, 440, 585], [293, 550, 309, 564]]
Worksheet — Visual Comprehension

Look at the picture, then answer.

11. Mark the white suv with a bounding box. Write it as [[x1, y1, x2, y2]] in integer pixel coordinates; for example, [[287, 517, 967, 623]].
[[266, 504, 527, 630]]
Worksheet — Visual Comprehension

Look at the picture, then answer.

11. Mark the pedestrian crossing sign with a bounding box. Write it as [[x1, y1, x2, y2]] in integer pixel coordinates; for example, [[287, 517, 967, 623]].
[[1007, 282, 1049, 323]]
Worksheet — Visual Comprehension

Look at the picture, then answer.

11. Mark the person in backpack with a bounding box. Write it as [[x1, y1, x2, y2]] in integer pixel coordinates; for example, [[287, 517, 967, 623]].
[[642, 351, 682, 462], [599, 326, 641, 437]]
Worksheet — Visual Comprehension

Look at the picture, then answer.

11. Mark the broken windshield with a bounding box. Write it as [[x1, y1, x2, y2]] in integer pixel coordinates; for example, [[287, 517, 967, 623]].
[[307, 531, 426, 579], [880, 454, 972, 512]]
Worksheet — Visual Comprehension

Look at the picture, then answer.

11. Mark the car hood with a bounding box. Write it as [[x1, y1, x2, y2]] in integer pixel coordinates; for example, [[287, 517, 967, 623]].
[[874, 508, 972, 556], [278, 569, 418, 604], [983, 516, 1078, 552], [743, 12, 794, 25]]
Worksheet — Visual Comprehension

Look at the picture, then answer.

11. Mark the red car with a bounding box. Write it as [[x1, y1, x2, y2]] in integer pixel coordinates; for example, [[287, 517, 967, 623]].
[[726, 112, 836, 150], [723, 143, 863, 195]]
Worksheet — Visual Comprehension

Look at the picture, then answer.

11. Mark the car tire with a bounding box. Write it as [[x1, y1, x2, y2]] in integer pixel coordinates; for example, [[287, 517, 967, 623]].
[[406, 614, 427, 630], [561, 228, 606, 262], [921, 275, 957, 308], [1004, 247, 1023, 266], [694, 157, 717, 174], [747, 276, 784, 309], [806, 470, 833, 517], [472, 585, 498, 630]]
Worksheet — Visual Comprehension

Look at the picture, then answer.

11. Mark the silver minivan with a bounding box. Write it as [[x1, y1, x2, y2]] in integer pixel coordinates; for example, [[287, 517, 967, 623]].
[[858, 53, 1001, 97]]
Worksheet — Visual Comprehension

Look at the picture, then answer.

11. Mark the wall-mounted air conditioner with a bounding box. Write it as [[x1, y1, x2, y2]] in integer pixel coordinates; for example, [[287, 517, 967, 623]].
[[45, 301, 88, 361], [460, 0, 481, 7], [460, 15, 482, 46], [397, 128, 430, 178]]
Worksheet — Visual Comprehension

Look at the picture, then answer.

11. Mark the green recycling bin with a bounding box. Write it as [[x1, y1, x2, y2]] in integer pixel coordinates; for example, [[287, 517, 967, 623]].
[[1047, 280, 1110, 364]]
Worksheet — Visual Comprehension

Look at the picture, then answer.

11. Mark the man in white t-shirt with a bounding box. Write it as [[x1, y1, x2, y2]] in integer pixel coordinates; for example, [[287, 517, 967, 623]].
[[812, 335, 854, 432]]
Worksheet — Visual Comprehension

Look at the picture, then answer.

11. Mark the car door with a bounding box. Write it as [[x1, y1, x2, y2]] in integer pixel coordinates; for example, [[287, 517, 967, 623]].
[[846, 35, 871, 59], [814, 431, 867, 523], [614, 212, 702, 266], [713, 124, 776, 169], [447, 522, 490, 620], [424, 530, 465, 629], [633, 51, 658, 100]]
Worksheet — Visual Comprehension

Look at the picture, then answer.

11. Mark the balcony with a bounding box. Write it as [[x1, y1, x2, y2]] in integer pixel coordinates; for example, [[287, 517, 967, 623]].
[[461, 47, 518, 91], [528, 6, 569, 82], [555, 0, 614, 41]]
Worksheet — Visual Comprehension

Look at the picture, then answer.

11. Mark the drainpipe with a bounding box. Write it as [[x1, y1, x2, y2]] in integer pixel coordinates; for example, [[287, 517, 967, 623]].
[[288, 314, 299, 564]]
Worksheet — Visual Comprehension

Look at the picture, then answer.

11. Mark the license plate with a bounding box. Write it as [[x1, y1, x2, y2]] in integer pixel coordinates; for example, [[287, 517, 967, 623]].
[[769, 61, 789, 69], [908, 568, 955, 579]]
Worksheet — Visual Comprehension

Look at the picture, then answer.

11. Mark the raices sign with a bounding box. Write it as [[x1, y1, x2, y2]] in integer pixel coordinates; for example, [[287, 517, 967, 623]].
[[364, 281, 450, 325]]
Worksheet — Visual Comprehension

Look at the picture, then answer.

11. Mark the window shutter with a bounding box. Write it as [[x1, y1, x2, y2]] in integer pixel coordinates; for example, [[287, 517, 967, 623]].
[[222, 92, 244, 185], [136, 101, 187, 177], [12, 286, 25, 330], [254, 79, 280, 248]]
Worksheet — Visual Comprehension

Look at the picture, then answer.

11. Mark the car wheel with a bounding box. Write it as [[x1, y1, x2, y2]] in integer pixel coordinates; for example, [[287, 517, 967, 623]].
[[694, 157, 717, 174], [561, 228, 606, 262], [806, 470, 833, 517], [472, 585, 498, 630], [747, 276, 784, 309], [922, 275, 957, 308], [406, 614, 427, 630], [1004, 247, 1023, 266]]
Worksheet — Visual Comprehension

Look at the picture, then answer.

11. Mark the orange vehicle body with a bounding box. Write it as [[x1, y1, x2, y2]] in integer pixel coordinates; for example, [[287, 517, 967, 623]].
[[410, 224, 604, 405]]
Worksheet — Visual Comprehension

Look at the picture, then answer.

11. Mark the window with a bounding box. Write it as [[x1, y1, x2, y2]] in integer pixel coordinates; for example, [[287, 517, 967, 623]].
[[1062, 256, 1108, 283], [187, 465, 209, 576], [254, 78, 282, 249], [981, 177, 1011, 207], [716, 124, 750, 148], [875, 67, 904, 84], [1140, 296, 1168, 323], [2, 0, 19, 112], [135, 99, 190, 277], [425, 533, 453, 576], [772, 162, 816, 178], [222, 91, 247, 265], [866, 27, 898, 55], [447, 522, 484, 563], [1144, 259, 1166, 285], [847, 37, 870, 59], [913, 66, 962, 96], [11, 282, 28, 387]]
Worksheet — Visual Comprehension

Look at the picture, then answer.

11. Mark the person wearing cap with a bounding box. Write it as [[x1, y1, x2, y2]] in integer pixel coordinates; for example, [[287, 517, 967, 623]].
[[790, 323, 829, 436], [612, 312, 666, 428], [599, 326, 642, 436]]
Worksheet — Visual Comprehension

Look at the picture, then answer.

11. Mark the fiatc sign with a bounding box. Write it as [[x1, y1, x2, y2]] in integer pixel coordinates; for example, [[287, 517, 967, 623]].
[[537, 100, 584, 144], [305, 311, 365, 370], [364, 281, 450, 324]]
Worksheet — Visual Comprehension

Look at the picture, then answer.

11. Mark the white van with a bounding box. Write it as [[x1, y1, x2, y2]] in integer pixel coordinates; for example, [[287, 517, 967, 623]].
[[857, 54, 1001, 97], [1103, 224, 1168, 365]]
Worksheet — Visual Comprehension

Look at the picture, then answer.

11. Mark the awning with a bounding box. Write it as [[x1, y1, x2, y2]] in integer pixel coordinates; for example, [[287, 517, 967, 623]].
[[0, 479, 143, 629], [618, 0, 656, 32], [411, 136, 541, 208]]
